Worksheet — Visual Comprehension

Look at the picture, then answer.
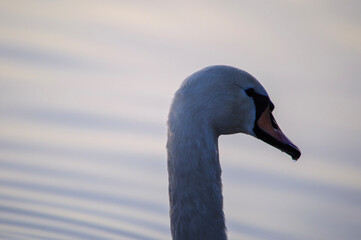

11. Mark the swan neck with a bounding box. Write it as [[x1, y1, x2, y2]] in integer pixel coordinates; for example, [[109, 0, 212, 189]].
[[167, 121, 226, 240]]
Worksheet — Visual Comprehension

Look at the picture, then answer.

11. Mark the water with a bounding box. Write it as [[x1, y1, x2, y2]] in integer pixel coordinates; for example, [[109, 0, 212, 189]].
[[1, 1, 361, 239]]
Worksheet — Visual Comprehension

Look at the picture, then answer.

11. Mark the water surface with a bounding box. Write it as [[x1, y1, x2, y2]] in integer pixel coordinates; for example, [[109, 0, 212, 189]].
[[0, 1, 361, 239]]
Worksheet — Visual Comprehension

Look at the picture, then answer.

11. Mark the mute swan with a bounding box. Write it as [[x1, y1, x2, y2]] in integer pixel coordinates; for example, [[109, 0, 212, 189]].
[[166, 65, 300, 240]]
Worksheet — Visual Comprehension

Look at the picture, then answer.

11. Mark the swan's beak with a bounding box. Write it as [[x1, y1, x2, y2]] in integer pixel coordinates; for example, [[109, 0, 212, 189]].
[[255, 108, 301, 160]]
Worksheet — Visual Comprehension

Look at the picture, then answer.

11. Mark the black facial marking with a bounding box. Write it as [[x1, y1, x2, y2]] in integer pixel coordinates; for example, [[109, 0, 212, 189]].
[[245, 88, 270, 119], [269, 101, 275, 112]]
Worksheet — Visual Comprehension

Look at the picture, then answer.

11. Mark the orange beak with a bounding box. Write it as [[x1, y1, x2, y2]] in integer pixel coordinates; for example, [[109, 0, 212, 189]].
[[256, 107, 301, 160]]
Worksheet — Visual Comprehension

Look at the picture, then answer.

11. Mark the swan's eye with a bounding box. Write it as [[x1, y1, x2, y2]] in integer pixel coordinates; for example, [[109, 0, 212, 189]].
[[245, 88, 256, 97]]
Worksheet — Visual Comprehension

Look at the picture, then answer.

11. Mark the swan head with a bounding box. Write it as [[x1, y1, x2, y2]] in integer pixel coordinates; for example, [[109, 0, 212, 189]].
[[169, 65, 301, 160]]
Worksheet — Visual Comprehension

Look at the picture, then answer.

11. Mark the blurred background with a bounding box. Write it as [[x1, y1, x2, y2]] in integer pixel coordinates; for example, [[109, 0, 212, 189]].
[[0, 1, 360, 239]]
